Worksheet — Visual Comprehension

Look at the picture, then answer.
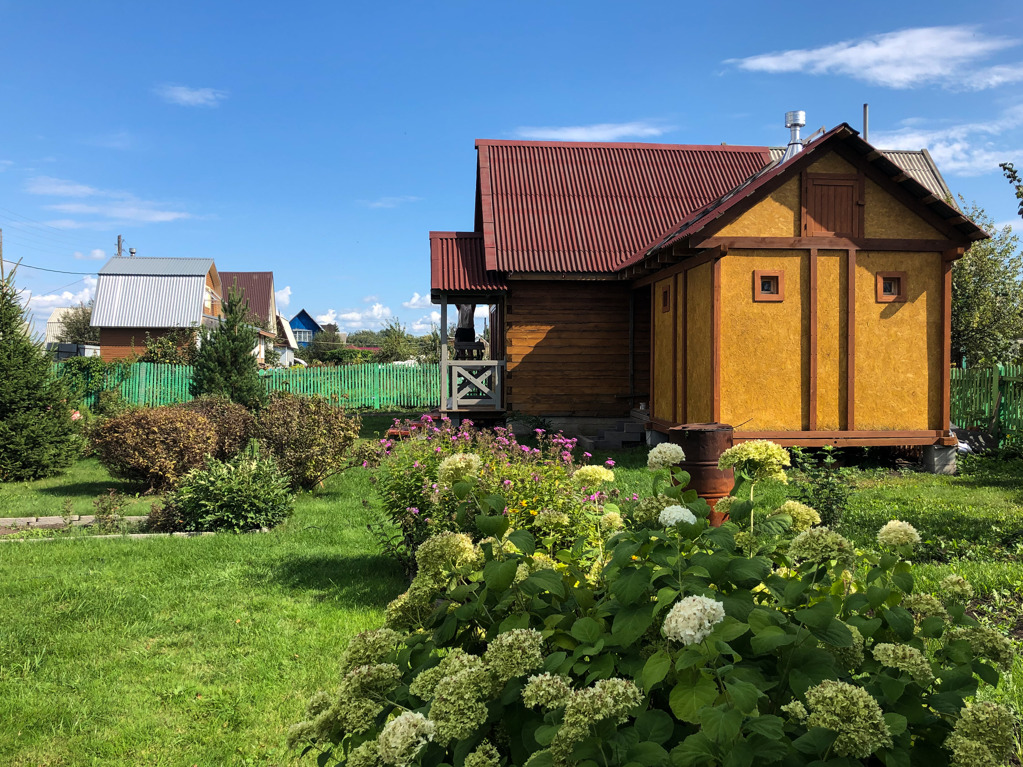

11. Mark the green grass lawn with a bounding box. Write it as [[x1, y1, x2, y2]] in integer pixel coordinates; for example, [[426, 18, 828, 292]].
[[1, 445, 1020, 765]]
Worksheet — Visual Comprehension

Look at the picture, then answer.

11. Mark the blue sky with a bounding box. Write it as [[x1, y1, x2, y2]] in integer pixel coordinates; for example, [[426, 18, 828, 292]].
[[2, 1, 1021, 335]]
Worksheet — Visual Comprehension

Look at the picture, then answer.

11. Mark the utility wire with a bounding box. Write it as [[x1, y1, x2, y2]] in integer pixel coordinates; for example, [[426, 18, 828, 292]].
[[0, 257, 97, 276]]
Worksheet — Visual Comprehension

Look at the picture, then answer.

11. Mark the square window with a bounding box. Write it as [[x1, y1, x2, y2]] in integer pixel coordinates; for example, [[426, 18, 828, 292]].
[[753, 270, 785, 302], [876, 271, 908, 303], [661, 287, 671, 313]]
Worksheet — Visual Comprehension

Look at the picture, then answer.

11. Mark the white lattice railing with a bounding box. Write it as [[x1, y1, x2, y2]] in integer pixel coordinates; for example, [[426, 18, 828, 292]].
[[443, 360, 505, 411]]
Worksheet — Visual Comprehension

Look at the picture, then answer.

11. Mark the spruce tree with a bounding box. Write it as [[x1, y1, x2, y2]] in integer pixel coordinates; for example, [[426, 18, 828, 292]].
[[0, 264, 82, 481], [190, 287, 266, 408]]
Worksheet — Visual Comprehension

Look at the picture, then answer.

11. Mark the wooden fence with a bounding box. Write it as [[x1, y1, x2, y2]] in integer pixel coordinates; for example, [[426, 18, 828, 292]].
[[950, 364, 1023, 439], [56, 361, 441, 410]]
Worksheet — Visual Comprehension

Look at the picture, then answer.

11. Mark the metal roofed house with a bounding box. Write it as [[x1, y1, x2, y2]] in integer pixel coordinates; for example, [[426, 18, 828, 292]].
[[219, 271, 279, 364], [90, 256, 223, 361], [44, 307, 74, 348], [289, 309, 322, 347], [428, 119, 987, 456], [274, 312, 300, 366]]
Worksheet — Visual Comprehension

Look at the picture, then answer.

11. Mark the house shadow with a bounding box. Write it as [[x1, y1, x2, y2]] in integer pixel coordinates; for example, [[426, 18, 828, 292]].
[[37, 479, 147, 500], [272, 552, 407, 606]]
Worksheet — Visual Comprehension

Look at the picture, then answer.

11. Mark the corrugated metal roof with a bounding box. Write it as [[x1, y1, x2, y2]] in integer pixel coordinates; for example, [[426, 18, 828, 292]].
[[44, 307, 74, 345], [220, 271, 276, 331], [91, 274, 206, 328], [275, 312, 298, 349], [99, 257, 214, 276], [768, 146, 954, 201], [430, 232, 508, 295], [477, 140, 771, 273]]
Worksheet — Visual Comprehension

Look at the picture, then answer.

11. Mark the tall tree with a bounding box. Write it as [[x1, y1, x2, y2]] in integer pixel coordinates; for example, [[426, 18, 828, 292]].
[[999, 162, 1023, 219], [951, 201, 1023, 366], [190, 288, 265, 408], [0, 263, 81, 481], [57, 301, 100, 345], [376, 318, 415, 363], [306, 325, 348, 363]]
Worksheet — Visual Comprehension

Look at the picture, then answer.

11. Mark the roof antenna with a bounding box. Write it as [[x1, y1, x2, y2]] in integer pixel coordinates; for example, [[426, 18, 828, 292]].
[[780, 111, 806, 163], [863, 103, 869, 142]]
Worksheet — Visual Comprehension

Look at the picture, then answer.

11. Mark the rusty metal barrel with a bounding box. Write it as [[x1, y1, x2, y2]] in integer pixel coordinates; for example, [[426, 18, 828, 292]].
[[667, 423, 735, 525]]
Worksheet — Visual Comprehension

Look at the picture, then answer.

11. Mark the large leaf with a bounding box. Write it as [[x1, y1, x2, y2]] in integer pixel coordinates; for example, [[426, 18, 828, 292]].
[[475, 513, 510, 539], [670, 733, 717, 767], [640, 650, 672, 691], [669, 670, 719, 723], [699, 706, 743, 743], [506, 528, 536, 555], [724, 680, 763, 714], [750, 626, 795, 655], [521, 569, 565, 598], [743, 715, 784, 739], [571, 617, 603, 644], [613, 566, 653, 606], [725, 556, 771, 586], [794, 600, 836, 630], [635, 709, 675, 745], [482, 558, 518, 592], [628, 741, 671, 767], [809, 618, 853, 648], [612, 603, 656, 647]]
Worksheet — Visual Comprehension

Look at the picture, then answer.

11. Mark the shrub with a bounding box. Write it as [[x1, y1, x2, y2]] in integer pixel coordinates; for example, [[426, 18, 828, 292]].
[[290, 444, 1014, 767], [91, 407, 218, 490], [176, 395, 253, 460], [0, 265, 83, 481], [255, 391, 361, 490], [161, 445, 293, 532], [139, 329, 198, 365], [791, 445, 851, 528]]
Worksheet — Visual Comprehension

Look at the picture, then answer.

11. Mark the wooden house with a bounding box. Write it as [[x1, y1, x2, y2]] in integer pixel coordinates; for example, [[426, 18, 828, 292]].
[[429, 122, 987, 449], [91, 257, 223, 361], [289, 309, 322, 348], [219, 271, 280, 364]]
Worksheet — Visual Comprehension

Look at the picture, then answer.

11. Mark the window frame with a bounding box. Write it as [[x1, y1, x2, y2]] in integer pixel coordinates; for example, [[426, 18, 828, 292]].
[[753, 270, 785, 302], [876, 271, 908, 303]]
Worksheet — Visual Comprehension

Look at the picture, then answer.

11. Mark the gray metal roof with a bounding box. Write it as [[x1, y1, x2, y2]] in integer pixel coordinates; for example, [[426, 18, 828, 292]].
[[99, 257, 214, 276], [768, 147, 954, 201], [91, 274, 207, 328], [44, 307, 73, 345]]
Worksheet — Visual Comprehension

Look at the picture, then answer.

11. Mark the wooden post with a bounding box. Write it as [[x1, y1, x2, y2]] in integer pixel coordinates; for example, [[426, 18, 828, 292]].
[[808, 248, 818, 431], [846, 248, 857, 431], [440, 296, 449, 411]]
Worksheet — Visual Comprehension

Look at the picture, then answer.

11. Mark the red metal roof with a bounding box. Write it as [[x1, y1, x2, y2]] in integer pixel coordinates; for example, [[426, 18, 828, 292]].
[[476, 139, 771, 273], [430, 232, 508, 295], [220, 271, 275, 327]]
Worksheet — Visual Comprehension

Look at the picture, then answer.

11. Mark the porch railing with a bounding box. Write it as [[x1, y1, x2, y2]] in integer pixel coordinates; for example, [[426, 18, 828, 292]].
[[443, 360, 505, 411]]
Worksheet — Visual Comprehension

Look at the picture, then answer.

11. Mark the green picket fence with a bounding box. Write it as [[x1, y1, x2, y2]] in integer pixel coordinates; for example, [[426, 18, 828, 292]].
[[950, 364, 1023, 439], [56, 361, 441, 410]]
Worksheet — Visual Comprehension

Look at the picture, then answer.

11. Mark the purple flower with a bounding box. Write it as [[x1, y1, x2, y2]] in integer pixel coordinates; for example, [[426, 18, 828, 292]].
[[503, 479, 512, 486], [583, 452, 592, 459], [605, 459, 615, 467], [534, 428, 545, 435], [413, 461, 420, 468]]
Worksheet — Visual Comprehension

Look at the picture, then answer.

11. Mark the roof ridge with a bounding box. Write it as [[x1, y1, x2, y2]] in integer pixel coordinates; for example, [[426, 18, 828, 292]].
[[475, 138, 771, 153]]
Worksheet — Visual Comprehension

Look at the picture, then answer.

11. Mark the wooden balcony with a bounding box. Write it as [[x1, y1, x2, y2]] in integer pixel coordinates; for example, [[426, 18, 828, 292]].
[[442, 359, 505, 412]]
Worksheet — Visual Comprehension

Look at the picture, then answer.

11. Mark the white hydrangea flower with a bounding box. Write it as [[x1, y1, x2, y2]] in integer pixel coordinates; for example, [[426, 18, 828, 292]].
[[376, 711, 435, 766], [647, 443, 686, 471], [659, 505, 697, 527], [663, 595, 726, 645], [877, 520, 921, 547]]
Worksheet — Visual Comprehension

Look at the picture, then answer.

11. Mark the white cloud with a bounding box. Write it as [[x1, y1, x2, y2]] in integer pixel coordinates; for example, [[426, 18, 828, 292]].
[[0, 160, 12, 171], [361, 195, 422, 209], [27, 175, 195, 226], [155, 84, 228, 107], [362, 294, 379, 303], [402, 291, 432, 309], [873, 104, 1023, 176], [24, 276, 97, 314], [73, 249, 106, 260], [410, 311, 441, 334], [513, 121, 670, 142], [275, 285, 292, 308], [727, 26, 1023, 91], [316, 302, 392, 330]]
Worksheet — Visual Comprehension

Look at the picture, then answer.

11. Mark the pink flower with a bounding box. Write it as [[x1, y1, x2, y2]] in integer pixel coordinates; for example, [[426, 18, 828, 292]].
[[583, 452, 592, 459], [71, 411, 81, 421], [413, 461, 420, 468], [605, 459, 615, 467]]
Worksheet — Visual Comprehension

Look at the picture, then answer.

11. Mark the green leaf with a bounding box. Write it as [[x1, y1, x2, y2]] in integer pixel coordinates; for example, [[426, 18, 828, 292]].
[[918, 615, 945, 638], [500, 612, 530, 632], [883, 712, 908, 736], [612, 603, 656, 647], [743, 715, 784, 739], [877, 674, 907, 704], [521, 569, 565, 598], [725, 556, 771, 586], [727, 499, 754, 523], [434, 614, 457, 644], [881, 606, 915, 640], [699, 706, 743, 743], [482, 558, 518, 592], [482, 494, 507, 514], [794, 600, 835, 630], [710, 617, 750, 644], [671, 733, 716, 767], [809, 618, 853, 648], [669, 670, 719, 723], [475, 513, 510, 538], [543, 651, 568, 672], [891, 571, 913, 593], [750, 626, 795, 654], [453, 481, 471, 500], [534, 724, 561, 747], [724, 680, 763, 714], [973, 660, 1000, 686], [792, 727, 837, 756], [506, 528, 536, 555], [635, 709, 675, 745], [640, 650, 673, 691], [571, 617, 603, 644], [721, 740, 755, 767], [613, 566, 653, 606], [628, 741, 671, 766]]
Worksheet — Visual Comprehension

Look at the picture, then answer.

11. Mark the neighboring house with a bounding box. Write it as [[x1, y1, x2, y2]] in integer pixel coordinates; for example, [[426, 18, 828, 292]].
[[428, 119, 987, 449], [91, 257, 223, 361], [44, 307, 73, 349], [219, 271, 279, 364], [275, 312, 299, 366], [289, 309, 322, 347]]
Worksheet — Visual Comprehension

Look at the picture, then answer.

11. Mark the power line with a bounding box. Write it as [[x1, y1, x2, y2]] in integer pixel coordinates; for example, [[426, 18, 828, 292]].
[[0, 257, 97, 276]]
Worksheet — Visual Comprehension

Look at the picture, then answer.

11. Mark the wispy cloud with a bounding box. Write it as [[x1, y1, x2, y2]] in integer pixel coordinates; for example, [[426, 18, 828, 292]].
[[155, 84, 228, 107], [513, 120, 670, 142], [410, 311, 441, 334], [873, 104, 1023, 175], [361, 195, 421, 209], [23, 276, 97, 314], [362, 294, 379, 303], [402, 291, 432, 310], [73, 249, 106, 260], [727, 26, 1023, 90], [316, 302, 392, 330], [0, 160, 12, 172], [275, 285, 292, 308], [27, 175, 195, 226]]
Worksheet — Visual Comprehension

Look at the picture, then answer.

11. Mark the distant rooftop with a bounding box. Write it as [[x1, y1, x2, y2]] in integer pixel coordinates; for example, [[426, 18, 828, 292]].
[[99, 257, 214, 277]]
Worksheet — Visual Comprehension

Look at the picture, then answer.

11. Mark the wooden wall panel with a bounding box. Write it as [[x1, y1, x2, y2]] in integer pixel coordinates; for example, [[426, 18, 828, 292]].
[[815, 250, 848, 430], [652, 278, 675, 422], [686, 263, 714, 422], [505, 281, 635, 417], [99, 327, 170, 361]]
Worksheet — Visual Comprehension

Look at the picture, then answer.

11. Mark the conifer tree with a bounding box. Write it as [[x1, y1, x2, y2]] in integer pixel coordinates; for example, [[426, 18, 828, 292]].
[[0, 263, 81, 481], [190, 288, 266, 408]]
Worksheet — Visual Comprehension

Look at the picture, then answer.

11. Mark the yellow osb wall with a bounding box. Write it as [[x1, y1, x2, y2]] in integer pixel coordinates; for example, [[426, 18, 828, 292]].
[[864, 179, 946, 239], [652, 277, 674, 422], [686, 262, 714, 422], [854, 251, 942, 430], [716, 177, 800, 237], [719, 250, 808, 430], [815, 250, 848, 430], [807, 154, 857, 175]]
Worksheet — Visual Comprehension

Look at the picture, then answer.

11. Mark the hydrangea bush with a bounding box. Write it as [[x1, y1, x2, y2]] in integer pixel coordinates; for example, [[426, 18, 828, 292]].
[[292, 441, 1015, 767]]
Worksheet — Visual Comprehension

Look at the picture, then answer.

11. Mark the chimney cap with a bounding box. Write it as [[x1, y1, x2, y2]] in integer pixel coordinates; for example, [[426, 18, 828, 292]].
[[128, 248, 136, 257], [785, 110, 806, 129]]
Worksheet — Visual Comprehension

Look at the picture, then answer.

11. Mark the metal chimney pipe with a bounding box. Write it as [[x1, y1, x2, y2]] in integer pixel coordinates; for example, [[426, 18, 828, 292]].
[[129, 248, 136, 257], [863, 103, 869, 142], [780, 111, 806, 163]]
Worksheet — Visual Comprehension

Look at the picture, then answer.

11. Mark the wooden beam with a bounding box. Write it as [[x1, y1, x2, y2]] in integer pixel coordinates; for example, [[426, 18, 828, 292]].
[[630, 246, 723, 289], [671, 273, 677, 423], [846, 248, 857, 431], [680, 269, 687, 424], [712, 255, 722, 423], [941, 253, 953, 433], [696, 236, 957, 252], [733, 431, 954, 447], [808, 248, 818, 431], [648, 283, 655, 422]]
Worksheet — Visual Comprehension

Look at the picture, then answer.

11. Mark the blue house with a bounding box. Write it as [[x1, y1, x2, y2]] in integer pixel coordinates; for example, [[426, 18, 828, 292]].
[[289, 309, 322, 347]]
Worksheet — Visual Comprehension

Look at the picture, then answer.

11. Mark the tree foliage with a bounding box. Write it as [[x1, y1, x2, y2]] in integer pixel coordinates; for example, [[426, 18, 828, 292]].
[[306, 325, 349, 363], [951, 201, 1023, 366], [190, 288, 265, 408], [1000, 162, 1023, 219], [139, 328, 198, 365], [0, 264, 82, 481], [56, 301, 100, 345]]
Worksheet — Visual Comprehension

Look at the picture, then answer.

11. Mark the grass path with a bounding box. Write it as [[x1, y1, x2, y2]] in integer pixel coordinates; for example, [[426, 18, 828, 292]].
[[0, 467, 404, 766]]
